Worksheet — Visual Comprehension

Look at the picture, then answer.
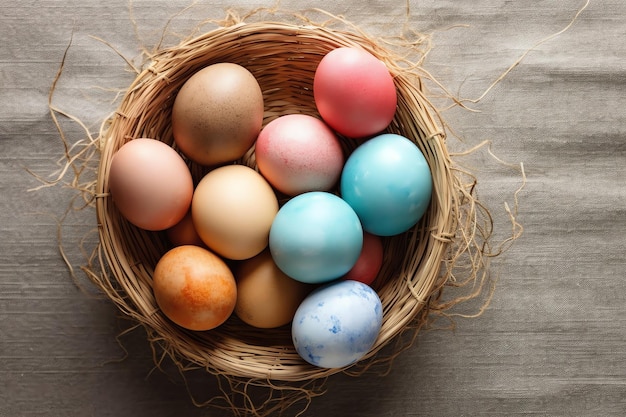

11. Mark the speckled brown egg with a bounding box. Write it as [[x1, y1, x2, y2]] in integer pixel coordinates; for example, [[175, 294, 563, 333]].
[[172, 63, 264, 166]]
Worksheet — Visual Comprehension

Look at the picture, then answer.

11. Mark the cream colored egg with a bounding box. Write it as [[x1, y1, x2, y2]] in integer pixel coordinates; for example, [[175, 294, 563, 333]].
[[192, 165, 279, 260]]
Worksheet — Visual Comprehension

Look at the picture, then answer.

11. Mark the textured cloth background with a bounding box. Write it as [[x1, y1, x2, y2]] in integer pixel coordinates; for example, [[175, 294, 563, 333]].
[[2, 1, 625, 415]]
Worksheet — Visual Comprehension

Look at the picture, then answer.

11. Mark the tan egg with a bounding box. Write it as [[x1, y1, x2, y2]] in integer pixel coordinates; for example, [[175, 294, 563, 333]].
[[172, 63, 264, 166], [153, 245, 237, 331], [235, 249, 314, 329], [192, 165, 279, 260]]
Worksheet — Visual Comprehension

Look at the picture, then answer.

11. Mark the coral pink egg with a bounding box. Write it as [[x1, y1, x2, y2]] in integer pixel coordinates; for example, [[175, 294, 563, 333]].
[[342, 232, 384, 285], [255, 114, 344, 196], [314, 47, 397, 138]]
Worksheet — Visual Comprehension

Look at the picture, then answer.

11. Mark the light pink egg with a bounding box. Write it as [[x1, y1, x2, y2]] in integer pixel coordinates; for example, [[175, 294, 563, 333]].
[[255, 114, 344, 196]]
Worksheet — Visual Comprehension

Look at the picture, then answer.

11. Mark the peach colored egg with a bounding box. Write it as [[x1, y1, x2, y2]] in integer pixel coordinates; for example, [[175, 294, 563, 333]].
[[108, 138, 193, 231], [172, 63, 264, 166], [234, 249, 314, 329], [255, 114, 344, 196], [153, 245, 237, 331], [192, 165, 279, 260]]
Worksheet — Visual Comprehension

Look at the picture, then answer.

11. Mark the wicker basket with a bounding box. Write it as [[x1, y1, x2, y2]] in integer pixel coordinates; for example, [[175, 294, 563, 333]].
[[94, 18, 461, 384]]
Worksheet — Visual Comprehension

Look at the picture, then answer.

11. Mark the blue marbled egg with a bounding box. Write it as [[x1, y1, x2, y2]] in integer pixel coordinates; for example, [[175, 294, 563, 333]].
[[292, 280, 383, 368]]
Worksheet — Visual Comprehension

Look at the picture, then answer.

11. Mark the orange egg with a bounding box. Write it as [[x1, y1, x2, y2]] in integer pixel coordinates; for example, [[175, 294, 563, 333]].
[[153, 245, 237, 331]]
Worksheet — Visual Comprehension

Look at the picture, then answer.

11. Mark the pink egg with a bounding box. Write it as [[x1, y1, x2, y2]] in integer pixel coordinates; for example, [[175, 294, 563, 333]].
[[314, 47, 397, 138], [255, 114, 344, 196], [342, 232, 384, 285]]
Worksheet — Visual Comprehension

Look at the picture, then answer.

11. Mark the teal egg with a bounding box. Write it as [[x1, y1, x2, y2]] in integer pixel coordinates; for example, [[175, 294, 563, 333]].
[[269, 192, 363, 284], [340, 133, 432, 236]]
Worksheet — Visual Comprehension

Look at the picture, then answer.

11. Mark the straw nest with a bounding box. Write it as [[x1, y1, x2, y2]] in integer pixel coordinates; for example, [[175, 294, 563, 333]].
[[77, 10, 515, 416]]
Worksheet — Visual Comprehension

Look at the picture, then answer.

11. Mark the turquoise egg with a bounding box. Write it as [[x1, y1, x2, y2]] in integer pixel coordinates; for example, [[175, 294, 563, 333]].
[[292, 280, 383, 368], [340, 133, 432, 236], [269, 192, 363, 284]]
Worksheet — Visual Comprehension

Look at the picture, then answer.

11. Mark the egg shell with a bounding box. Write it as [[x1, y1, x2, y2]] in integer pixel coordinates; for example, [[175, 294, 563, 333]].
[[152, 245, 237, 331], [192, 165, 279, 260], [172, 63, 264, 166], [313, 47, 397, 138], [292, 280, 383, 369], [340, 133, 433, 236], [166, 210, 205, 248], [108, 138, 193, 231], [341, 232, 384, 285], [269, 191, 363, 284], [234, 249, 314, 329], [255, 114, 344, 196]]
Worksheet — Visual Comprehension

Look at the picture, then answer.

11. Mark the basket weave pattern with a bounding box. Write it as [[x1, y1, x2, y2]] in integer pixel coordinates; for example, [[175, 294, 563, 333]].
[[94, 21, 457, 382]]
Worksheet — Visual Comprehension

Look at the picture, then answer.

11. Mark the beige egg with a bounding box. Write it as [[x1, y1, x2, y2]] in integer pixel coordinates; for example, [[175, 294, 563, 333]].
[[172, 63, 264, 166], [192, 165, 279, 260], [235, 249, 314, 329]]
